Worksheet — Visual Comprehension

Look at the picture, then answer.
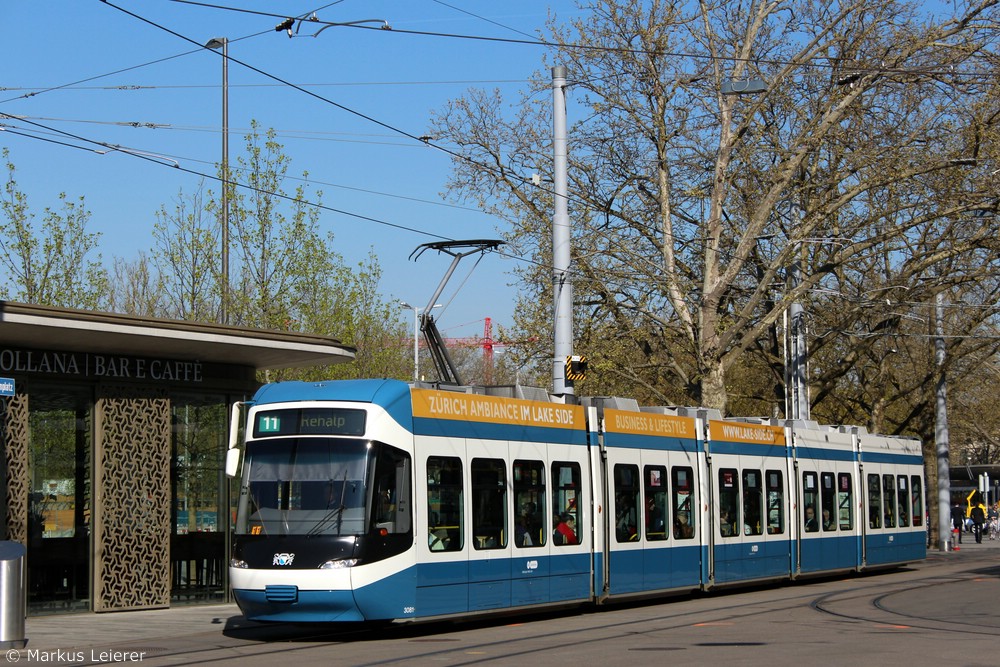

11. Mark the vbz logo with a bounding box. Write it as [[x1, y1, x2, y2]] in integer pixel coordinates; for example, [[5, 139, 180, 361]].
[[273, 552, 296, 566]]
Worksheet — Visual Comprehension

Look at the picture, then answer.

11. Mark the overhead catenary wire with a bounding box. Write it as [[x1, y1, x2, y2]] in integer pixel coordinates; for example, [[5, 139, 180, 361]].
[[97, 0, 559, 199], [7, 114, 998, 341], [81, 2, 664, 284], [7, 2, 994, 316], [2, 112, 672, 307], [1, 112, 450, 240], [164, 0, 998, 81], [0, 115, 494, 215]]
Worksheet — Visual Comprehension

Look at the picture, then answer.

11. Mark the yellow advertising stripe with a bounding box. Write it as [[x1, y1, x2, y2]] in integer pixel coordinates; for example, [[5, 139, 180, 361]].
[[708, 420, 786, 445], [411, 388, 584, 429], [603, 408, 696, 438]]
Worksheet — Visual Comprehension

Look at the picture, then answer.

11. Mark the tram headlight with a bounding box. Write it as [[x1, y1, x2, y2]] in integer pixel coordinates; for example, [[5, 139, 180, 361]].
[[319, 558, 358, 569], [230, 559, 249, 569]]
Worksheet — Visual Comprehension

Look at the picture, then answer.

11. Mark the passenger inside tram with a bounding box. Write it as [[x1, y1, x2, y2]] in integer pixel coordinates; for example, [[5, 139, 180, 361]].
[[804, 505, 819, 532], [674, 512, 693, 539]]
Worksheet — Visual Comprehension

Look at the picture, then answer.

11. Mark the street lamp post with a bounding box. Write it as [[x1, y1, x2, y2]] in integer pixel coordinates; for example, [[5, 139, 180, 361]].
[[400, 302, 440, 382], [205, 37, 229, 325]]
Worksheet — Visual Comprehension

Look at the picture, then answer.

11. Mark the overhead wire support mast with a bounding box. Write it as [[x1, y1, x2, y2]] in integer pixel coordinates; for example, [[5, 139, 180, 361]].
[[551, 65, 574, 397], [409, 239, 505, 386]]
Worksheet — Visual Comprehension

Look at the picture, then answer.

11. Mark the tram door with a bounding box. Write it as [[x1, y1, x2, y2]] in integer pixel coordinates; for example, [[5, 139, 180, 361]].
[[711, 460, 746, 583], [606, 449, 643, 594], [547, 446, 590, 604], [419, 440, 470, 617], [467, 438, 511, 611], [509, 442, 549, 607]]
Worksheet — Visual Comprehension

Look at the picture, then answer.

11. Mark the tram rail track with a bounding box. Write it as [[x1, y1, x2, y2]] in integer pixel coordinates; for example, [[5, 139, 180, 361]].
[[35, 550, 1000, 667], [809, 554, 1000, 637]]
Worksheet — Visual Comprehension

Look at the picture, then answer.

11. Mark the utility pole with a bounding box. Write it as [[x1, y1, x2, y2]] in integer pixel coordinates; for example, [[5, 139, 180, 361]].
[[551, 65, 573, 397]]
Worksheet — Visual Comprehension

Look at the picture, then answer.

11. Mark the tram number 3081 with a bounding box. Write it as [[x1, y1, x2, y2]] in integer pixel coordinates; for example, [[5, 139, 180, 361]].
[[403, 606, 415, 615]]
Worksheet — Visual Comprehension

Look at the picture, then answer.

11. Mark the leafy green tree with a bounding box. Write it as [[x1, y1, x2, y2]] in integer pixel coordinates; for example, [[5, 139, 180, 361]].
[[0, 148, 110, 309], [108, 254, 164, 316], [270, 252, 411, 382], [107, 122, 411, 381], [224, 121, 329, 331], [151, 184, 220, 322]]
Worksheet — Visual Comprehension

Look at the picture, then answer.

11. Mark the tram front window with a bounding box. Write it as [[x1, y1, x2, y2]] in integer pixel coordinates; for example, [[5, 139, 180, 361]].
[[236, 439, 371, 536]]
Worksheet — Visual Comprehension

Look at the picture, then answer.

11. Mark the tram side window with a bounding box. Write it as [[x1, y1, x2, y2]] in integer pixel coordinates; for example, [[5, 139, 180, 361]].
[[896, 475, 910, 527], [472, 458, 507, 549], [867, 474, 882, 529], [742, 470, 763, 536], [821, 472, 836, 531], [614, 464, 640, 542], [672, 466, 695, 539], [371, 445, 412, 535], [427, 456, 464, 552], [766, 469, 784, 534], [911, 475, 924, 527], [552, 461, 581, 546], [513, 460, 546, 548], [645, 465, 669, 541], [882, 475, 896, 528], [837, 473, 854, 530], [802, 471, 819, 532], [718, 468, 740, 537]]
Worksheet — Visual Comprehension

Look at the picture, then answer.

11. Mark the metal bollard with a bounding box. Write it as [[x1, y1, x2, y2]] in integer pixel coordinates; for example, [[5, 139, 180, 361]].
[[0, 541, 27, 649]]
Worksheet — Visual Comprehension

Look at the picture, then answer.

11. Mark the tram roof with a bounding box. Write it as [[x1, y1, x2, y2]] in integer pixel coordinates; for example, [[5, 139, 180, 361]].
[[0, 301, 355, 370]]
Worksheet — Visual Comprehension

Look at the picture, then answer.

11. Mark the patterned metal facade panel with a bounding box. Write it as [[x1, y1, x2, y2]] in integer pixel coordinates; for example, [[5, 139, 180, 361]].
[[2, 392, 29, 544], [94, 385, 171, 612]]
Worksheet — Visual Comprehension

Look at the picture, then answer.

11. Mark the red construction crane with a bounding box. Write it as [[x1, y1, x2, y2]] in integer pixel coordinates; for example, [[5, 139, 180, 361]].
[[483, 317, 495, 385], [439, 317, 536, 386]]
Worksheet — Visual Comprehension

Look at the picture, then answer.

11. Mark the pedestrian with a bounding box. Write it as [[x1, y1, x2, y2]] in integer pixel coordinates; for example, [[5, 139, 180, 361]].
[[970, 501, 986, 544], [950, 501, 965, 546]]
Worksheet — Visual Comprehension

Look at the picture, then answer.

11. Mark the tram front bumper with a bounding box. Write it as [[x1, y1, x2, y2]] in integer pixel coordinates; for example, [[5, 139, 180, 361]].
[[233, 586, 364, 622]]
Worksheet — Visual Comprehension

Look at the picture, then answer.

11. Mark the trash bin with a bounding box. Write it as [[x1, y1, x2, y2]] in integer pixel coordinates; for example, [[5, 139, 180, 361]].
[[0, 541, 27, 649]]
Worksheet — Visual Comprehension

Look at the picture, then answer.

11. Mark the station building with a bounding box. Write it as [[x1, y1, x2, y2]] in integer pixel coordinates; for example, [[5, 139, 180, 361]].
[[0, 301, 354, 615]]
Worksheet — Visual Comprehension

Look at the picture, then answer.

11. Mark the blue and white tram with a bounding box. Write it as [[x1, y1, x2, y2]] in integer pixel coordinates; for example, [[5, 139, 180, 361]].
[[226, 379, 926, 623]]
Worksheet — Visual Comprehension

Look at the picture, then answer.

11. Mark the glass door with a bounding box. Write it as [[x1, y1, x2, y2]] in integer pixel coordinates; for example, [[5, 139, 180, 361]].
[[27, 387, 92, 614]]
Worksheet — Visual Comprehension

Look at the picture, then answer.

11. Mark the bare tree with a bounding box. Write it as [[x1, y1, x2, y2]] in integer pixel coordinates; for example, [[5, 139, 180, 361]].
[[431, 0, 1000, 416]]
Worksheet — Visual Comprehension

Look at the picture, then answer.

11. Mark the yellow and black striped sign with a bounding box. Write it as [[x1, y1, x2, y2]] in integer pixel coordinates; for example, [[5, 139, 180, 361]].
[[565, 355, 587, 382]]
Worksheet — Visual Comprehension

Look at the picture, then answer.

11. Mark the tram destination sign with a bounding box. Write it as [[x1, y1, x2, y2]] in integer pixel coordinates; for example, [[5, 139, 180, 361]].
[[253, 407, 367, 438]]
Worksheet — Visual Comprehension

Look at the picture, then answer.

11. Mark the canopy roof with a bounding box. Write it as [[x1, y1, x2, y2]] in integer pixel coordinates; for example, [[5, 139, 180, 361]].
[[0, 302, 355, 370]]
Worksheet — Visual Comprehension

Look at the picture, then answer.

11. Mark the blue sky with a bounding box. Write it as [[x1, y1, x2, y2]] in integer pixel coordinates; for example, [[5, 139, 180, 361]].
[[1, 1, 582, 342]]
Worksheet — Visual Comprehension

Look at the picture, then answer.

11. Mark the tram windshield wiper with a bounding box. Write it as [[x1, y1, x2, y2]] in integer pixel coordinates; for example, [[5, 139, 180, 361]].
[[306, 471, 351, 536], [306, 503, 346, 536]]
